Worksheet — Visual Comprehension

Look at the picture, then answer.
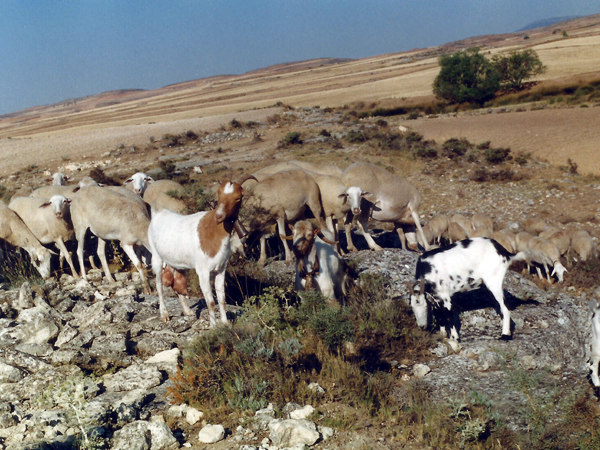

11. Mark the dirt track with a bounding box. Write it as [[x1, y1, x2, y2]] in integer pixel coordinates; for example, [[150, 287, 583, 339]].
[[404, 106, 600, 174]]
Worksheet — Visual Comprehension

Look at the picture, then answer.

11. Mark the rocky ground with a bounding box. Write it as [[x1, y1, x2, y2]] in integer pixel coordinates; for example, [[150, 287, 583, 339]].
[[0, 246, 594, 449], [0, 106, 599, 449]]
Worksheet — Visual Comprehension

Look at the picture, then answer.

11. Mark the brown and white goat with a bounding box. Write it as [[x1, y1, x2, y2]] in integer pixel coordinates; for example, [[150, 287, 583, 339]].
[[148, 177, 254, 323], [289, 220, 347, 305]]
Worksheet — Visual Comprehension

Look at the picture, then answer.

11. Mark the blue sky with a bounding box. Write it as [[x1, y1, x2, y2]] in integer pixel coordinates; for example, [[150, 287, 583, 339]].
[[0, 1, 599, 115]]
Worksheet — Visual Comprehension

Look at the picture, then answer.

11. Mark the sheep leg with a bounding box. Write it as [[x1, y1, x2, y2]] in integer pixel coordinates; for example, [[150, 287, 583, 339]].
[[214, 269, 229, 324], [96, 238, 116, 283], [151, 256, 170, 322], [543, 262, 552, 284], [357, 216, 382, 251], [327, 216, 344, 256], [258, 236, 267, 266], [55, 237, 79, 278], [121, 243, 151, 294], [410, 206, 430, 251], [75, 229, 89, 282], [196, 268, 218, 326], [276, 216, 293, 263], [344, 212, 358, 253]]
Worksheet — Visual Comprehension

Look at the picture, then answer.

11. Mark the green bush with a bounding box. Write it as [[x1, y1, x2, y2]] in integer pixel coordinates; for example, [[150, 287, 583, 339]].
[[442, 138, 472, 159], [433, 47, 501, 105], [484, 147, 511, 164]]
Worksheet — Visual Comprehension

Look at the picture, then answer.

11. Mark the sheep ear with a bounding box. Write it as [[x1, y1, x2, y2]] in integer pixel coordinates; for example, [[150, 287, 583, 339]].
[[39, 202, 51, 208], [361, 191, 373, 198], [146, 177, 154, 184], [123, 178, 133, 185], [588, 299, 599, 314], [65, 198, 72, 204], [338, 193, 348, 204]]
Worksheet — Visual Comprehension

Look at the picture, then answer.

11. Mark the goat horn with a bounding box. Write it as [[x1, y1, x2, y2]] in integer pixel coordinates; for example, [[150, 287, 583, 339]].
[[405, 281, 415, 295], [419, 278, 426, 294], [317, 232, 338, 246], [234, 174, 259, 185]]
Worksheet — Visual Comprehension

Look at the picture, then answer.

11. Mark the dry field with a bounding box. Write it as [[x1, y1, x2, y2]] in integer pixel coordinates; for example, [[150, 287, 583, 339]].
[[1, 15, 600, 179]]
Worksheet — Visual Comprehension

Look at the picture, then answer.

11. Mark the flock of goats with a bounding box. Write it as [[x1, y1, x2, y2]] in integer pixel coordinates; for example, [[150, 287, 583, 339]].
[[0, 160, 598, 347]]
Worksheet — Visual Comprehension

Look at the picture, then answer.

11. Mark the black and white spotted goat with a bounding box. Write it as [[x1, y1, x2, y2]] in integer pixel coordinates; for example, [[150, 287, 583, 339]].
[[407, 238, 526, 340]]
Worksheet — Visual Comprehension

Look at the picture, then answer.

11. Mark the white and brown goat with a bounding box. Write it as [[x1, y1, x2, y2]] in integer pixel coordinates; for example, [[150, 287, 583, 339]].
[[147, 177, 254, 323]]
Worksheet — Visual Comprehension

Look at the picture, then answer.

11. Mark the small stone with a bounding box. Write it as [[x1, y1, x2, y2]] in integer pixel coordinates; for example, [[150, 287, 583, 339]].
[[412, 363, 431, 378], [289, 405, 314, 420], [198, 424, 225, 444], [185, 407, 203, 425]]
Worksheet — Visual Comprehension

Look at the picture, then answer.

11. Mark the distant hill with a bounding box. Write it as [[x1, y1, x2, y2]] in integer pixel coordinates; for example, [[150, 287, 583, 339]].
[[517, 16, 582, 32]]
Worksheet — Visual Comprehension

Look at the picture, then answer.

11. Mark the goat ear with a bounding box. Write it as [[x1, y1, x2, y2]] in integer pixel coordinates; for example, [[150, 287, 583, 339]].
[[288, 224, 294, 233], [313, 227, 320, 237], [588, 299, 599, 313]]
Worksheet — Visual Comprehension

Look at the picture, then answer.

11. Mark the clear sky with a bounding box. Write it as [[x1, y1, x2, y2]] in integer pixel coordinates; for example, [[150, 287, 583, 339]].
[[1, 1, 598, 115]]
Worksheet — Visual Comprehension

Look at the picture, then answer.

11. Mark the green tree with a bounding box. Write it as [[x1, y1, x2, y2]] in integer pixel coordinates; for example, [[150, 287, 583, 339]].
[[492, 49, 547, 91], [433, 47, 501, 105]]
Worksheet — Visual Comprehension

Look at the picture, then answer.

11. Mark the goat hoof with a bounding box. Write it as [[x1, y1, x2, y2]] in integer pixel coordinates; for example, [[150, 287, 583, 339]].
[[499, 334, 512, 341]]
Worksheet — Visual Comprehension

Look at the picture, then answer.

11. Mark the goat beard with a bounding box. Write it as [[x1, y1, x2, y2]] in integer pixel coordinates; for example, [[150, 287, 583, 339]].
[[293, 237, 314, 259]]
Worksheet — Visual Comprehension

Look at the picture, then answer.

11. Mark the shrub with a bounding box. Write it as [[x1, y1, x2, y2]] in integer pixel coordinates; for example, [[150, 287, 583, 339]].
[[484, 147, 511, 164], [442, 138, 471, 159], [433, 47, 501, 105], [278, 132, 302, 148], [345, 130, 368, 143]]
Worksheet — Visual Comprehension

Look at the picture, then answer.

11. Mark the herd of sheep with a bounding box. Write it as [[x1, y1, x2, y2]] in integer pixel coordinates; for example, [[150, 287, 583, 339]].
[[0, 162, 596, 329]]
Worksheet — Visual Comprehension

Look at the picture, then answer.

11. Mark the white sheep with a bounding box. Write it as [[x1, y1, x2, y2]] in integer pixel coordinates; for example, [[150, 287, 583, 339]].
[[70, 186, 152, 292], [450, 214, 474, 237], [427, 214, 449, 245], [340, 162, 430, 252], [242, 169, 325, 264], [289, 220, 347, 305], [471, 213, 494, 232], [124, 172, 154, 196], [143, 179, 187, 214], [408, 237, 526, 340], [148, 178, 252, 323], [588, 298, 600, 387], [491, 229, 517, 253], [0, 202, 53, 279], [523, 217, 547, 235], [570, 230, 594, 262], [525, 236, 567, 283], [446, 222, 468, 243], [51, 172, 72, 186], [8, 195, 78, 278]]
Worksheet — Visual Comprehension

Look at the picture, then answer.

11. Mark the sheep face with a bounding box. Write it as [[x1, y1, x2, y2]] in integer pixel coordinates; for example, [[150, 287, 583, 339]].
[[551, 261, 567, 282], [52, 172, 69, 186], [32, 248, 52, 279], [124, 172, 154, 196], [339, 186, 371, 215], [214, 181, 245, 224], [39, 195, 71, 219]]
